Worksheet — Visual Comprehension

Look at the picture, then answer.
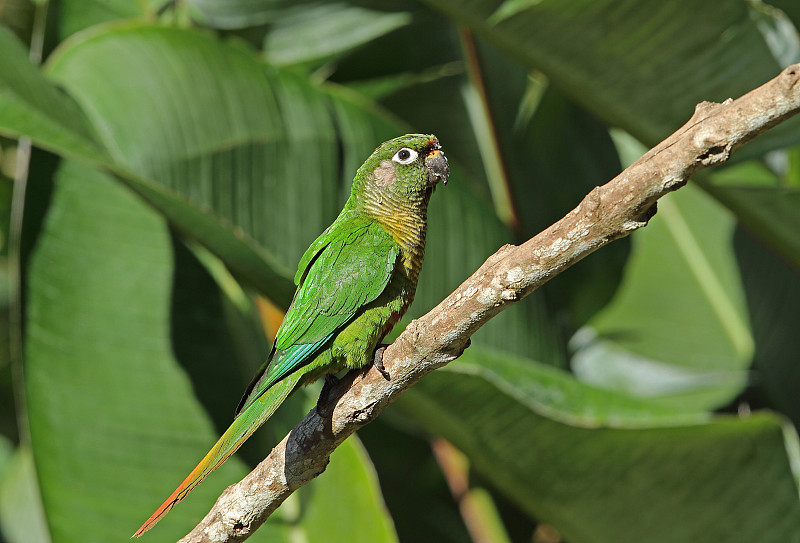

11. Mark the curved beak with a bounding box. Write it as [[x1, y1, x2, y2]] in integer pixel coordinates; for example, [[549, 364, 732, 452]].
[[425, 148, 449, 186]]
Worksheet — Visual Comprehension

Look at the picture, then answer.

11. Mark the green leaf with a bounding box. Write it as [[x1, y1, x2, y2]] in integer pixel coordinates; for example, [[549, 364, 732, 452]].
[[422, 0, 800, 155], [736, 228, 800, 429], [263, 3, 412, 66], [770, 0, 800, 30], [0, 0, 34, 44], [0, 26, 295, 302], [56, 0, 149, 39], [0, 435, 11, 485], [749, 1, 800, 67], [575, 183, 753, 411], [399, 348, 800, 543], [186, 0, 288, 29], [25, 161, 262, 542], [45, 23, 350, 303], [711, 185, 800, 270], [0, 26, 106, 163], [359, 421, 472, 543], [0, 23, 296, 307], [445, 347, 707, 426], [298, 437, 398, 543], [116, 173, 297, 308], [0, 444, 51, 543], [706, 161, 800, 271]]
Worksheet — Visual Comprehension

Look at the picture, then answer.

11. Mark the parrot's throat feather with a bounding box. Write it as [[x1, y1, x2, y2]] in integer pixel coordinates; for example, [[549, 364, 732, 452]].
[[378, 206, 428, 280], [362, 165, 429, 281]]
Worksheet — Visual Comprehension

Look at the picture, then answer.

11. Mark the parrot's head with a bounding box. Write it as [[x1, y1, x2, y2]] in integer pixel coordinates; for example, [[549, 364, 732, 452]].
[[352, 134, 449, 216]]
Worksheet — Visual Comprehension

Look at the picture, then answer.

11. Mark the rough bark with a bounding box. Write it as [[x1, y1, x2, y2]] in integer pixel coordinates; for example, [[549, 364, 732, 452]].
[[180, 63, 800, 542]]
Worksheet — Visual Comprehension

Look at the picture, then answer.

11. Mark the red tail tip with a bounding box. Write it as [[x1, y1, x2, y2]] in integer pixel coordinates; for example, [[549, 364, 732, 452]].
[[132, 498, 177, 537]]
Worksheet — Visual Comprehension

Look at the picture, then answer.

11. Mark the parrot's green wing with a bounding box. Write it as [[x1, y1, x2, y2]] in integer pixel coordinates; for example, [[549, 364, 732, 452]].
[[136, 218, 400, 535], [236, 215, 399, 415]]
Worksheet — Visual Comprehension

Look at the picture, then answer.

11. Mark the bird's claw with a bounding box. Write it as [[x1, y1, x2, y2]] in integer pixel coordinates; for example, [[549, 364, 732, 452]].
[[316, 373, 340, 416], [373, 344, 391, 380]]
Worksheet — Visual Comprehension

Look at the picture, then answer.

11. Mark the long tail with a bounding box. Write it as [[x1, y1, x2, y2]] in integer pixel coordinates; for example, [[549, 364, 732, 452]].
[[133, 371, 303, 537]]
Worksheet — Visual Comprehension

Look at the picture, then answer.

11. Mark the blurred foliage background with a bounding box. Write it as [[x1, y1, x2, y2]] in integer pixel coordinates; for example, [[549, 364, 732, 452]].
[[1, 1, 800, 542]]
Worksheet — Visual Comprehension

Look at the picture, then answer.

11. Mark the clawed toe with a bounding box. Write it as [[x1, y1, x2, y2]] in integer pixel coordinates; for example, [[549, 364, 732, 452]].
[[316, 373, 340, 416], [373, 344, 391, 380]]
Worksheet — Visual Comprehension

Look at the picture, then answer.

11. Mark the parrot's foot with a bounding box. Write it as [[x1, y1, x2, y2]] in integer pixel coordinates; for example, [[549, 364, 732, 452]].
[[373, 344, 391, 381], [316, 374, 340, 416]]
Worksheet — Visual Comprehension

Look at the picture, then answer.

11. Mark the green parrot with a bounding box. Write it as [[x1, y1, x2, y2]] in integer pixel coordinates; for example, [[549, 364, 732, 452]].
[[134, 134, 448, 536]]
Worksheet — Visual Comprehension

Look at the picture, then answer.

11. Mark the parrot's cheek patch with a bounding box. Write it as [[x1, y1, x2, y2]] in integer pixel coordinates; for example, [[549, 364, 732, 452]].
[[373, 159, 396, 187]]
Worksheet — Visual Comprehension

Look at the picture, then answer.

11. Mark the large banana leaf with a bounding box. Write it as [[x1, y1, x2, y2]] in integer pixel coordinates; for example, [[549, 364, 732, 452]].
[[575, 184, 753, 411], [398, 347, 800, 543], [422, 0, 800, 153], [45, 23, 338, 276], [0, 26, 106, 164], [0, 24, 295, 305]]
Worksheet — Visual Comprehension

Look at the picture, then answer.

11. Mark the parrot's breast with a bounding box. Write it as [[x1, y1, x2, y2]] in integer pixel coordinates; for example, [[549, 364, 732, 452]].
[[377, 215, 427, 281]]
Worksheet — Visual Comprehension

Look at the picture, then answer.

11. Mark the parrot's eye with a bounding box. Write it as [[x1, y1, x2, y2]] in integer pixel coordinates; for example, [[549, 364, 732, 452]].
[[392, 148, 418, 165]]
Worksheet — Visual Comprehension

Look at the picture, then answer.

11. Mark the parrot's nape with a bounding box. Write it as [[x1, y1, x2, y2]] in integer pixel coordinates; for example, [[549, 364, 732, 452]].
[[133, 134, 448, 536]]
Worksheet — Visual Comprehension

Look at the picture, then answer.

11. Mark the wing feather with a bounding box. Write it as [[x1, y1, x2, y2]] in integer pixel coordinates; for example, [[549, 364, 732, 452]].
[[236, 218, 398, 414], [275, 220, 399, 348]]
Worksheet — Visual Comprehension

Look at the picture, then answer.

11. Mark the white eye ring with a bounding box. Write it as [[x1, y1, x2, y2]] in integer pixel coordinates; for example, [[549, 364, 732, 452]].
[[392, 147, 418, 165]]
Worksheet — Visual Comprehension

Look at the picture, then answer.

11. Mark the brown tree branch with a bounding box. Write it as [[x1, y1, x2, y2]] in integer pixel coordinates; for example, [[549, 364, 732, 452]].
[[180, 64, 800, 542]]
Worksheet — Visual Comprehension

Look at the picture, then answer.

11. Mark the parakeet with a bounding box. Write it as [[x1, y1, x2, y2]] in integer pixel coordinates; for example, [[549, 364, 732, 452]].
[[134, 134, 448, 536]]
